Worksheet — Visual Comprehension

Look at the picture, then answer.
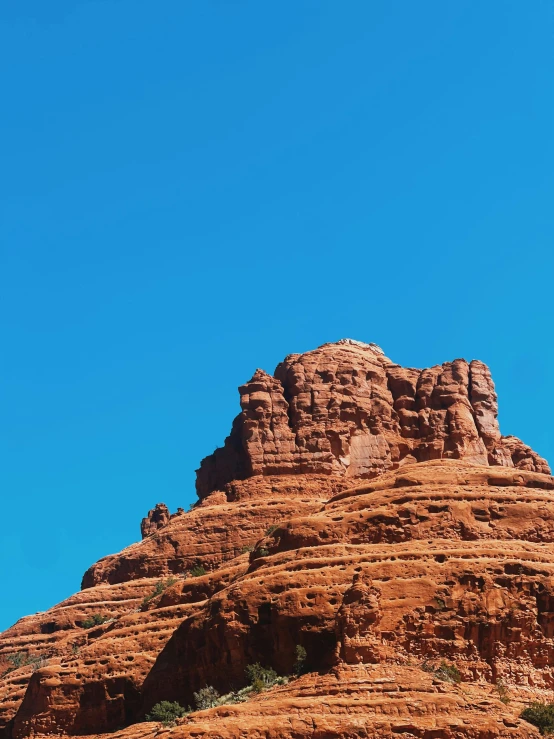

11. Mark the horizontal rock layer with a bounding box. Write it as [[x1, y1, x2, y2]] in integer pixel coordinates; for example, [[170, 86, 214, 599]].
[[2, 461, 554, 739]]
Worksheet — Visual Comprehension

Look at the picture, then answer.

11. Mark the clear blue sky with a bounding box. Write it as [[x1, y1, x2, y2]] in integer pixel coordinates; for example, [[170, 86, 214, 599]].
[[1, 1, 553, 631]]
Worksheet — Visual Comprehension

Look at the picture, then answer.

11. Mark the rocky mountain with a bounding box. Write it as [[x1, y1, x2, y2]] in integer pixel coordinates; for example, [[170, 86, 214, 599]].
[[1, 340, 552, 739]]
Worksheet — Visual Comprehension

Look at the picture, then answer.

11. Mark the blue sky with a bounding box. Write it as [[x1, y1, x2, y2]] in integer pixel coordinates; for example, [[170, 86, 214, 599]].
[[1, 1, 553, 631]]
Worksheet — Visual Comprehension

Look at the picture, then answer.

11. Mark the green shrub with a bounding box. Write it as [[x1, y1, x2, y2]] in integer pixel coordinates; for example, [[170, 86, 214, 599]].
[[193, 686, 220, 710], [240, 545, 254, 554], [7, 652, 27, 669], [265, 525, 278, 536], [245, 663, 279, 691], [4, 652, 47, 675], [190, 565, 207, 577], [145, 701, 187, 725], [521, 703, 554, 734], [82, 614, 108, 629], [256, 547, 269, 558], [434, 661, 461, 684], [293, 645, 307, 676], [142, 577, 178, 607], [496, 680, 510, 704]]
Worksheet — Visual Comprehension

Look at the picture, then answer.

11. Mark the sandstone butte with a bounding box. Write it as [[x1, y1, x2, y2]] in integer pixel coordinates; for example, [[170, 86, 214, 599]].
[[2, 339, 554, 739]]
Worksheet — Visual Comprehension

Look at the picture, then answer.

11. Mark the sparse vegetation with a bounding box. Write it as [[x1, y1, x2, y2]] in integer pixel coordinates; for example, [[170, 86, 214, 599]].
[[434, 661, 461, 684], [434, 597, 446, 611], [240, 545, 254, 554], [141, 577, 178, 607], [81, 614, 108, 629], [189, 565, 207, 577], [145, 701, 188, 725], [245, 663, 279, 692], [193, 686, 220, 710], [521, 702, 554, 735], [293, 644, 307, 676], [27, 655, 48, 672], [265, 525, 278, 536], [495, 680, 510, 704], [3, 652, 48, 676], [421, 660, 461, 684], [146, 662, 291, 721], [7, 652, 27, 669], [256, 547, 269, 558]]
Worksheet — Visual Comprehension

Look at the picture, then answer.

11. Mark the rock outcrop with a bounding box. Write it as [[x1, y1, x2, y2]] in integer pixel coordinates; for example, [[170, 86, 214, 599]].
[[196, 341, 549, 498], [140, 504, 171, 539], [0, 340, 552, 739]]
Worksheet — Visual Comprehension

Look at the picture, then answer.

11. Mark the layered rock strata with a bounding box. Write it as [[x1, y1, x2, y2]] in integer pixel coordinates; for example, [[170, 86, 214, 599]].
[[0, 340, 552, 739]]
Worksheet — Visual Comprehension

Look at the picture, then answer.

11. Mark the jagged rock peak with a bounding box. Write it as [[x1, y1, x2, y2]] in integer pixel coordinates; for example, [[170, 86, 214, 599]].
[[140, 503, 185, 539], [141, 503, 171, 539], [195, 341, 550, 498]]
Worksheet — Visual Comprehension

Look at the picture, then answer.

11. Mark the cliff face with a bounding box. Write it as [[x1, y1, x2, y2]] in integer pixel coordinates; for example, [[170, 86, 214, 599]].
[[196, 340, 549, 498], [0, 341, 552, 739]]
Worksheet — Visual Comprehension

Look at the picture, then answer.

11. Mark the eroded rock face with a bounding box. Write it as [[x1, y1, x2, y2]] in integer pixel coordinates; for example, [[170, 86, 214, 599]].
[[140, 503, 170, 539], [1, 341, 552, 739], [196, 342, 550, 498]]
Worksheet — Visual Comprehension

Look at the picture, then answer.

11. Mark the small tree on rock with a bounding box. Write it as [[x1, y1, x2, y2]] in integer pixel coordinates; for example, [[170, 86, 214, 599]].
[[145, 701, 187, 725], [293, 644, 307, 676]]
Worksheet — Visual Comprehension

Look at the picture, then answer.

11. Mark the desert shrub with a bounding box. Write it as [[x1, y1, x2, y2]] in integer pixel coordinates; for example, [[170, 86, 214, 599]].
[[7, 652, 27, 669], [142, 577, 178, 607], [293, 644, 307, 676], [434, 661, 461, 684], [82, 614, 108, 629], [193, 686, 220, 710], [265, 525, 278, 536], [256, 547, 269, 558], [521, 703, 554, 734], [217, 686, 253, 705], [27, 655, 47, 672], [4, 652, 47, 675], [245, 663, 279, 692], [189, 565, 207, 577], [240, 545, 253, 554], [496, 680, 510, 704], [146, 701, 187, 725]]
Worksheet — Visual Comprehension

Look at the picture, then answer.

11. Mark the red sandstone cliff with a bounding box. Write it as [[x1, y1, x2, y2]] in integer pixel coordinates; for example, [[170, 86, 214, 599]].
[[196, 340, 548, 497], [0, 340, 552, 739]]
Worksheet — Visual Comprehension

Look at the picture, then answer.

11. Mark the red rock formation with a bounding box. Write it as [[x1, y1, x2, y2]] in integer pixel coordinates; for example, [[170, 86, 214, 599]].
[[140, 504, 170, 539], [196, 341, 549, 498], [0, 340, 552, 739]]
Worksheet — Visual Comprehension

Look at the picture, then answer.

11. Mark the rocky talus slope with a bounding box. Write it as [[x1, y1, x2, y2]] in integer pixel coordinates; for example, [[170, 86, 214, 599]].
[[1, 340, 552, 739]]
